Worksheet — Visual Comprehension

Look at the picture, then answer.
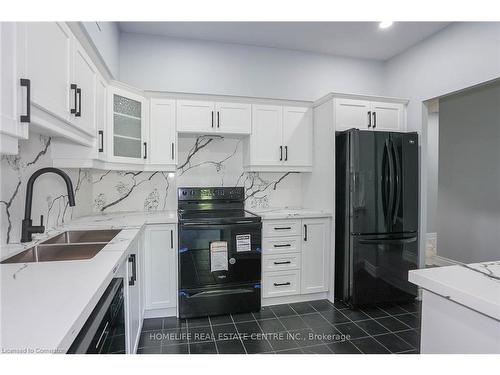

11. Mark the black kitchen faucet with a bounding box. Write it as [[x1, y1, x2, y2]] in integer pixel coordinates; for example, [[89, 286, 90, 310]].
[[21, 167, 76, 242]]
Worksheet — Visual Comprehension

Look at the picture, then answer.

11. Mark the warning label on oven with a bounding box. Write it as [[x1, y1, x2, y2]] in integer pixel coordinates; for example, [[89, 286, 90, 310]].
[[210, 241, 228, 272], [236, 234, 251, 252]]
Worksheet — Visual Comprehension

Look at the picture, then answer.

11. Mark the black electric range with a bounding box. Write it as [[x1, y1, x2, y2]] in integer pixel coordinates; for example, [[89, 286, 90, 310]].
[[177, 187, 262, 318]]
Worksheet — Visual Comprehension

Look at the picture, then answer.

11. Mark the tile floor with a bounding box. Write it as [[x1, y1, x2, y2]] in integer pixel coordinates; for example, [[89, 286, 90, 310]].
[[136, 299, 421, 354]]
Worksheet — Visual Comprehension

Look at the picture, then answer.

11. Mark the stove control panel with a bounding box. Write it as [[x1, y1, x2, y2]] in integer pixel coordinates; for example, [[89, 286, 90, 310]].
[[178, 187, 244, 201]]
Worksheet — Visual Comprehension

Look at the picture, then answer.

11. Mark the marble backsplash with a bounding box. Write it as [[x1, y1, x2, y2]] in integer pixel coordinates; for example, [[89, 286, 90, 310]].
[[1, 134, 303, 245], [1, 135, 92, 245]]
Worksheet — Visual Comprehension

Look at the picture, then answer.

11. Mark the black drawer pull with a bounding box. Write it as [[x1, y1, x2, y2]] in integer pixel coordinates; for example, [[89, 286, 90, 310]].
[[274, 227, 291, 230], [20, 78, 30, 122], [76, 87, 82, 117], [128, 254, 136, 286], [273, 244, 291, 248], [274, 282, 291, 287], [273, 261, 291, 265], [143, 142, 147, 159], [171, 142, 174, 160]]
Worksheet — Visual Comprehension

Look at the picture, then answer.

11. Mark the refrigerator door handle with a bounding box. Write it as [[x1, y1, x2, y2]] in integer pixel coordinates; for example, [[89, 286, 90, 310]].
[[385, 139, 395, 229], [391, 140, 402, 225], [358, 236, 417, 245]]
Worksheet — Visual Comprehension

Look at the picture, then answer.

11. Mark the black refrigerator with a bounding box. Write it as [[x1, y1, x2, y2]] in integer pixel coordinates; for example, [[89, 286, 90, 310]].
[[335, 129, 419, 307]]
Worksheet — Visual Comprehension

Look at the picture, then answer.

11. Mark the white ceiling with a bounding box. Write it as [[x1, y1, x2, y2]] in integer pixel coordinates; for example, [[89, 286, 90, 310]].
[[118, 22, 451, 61]]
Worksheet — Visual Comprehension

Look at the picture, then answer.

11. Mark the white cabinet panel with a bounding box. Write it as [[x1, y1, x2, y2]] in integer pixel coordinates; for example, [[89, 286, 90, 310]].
[[177, 99, 214, 133], [144, 225, 177, 311], [263, 270, 301, 298], [250, 104, 283, 165], [18, 22, 72, 121], [149, 98, 177, 166], [263, 219, 302, 237], [301, 218, 330, 294], [283, 106, 312, 167], [215, 102, 251, 134], [125, 237, 142, 354], [72, 41, 96, 134], [262, 237, 301, 255], [96, 77, 107, 160], [370, 101, 405, 131], [263, 253, 301, 272], [334, 98, 371, 131]]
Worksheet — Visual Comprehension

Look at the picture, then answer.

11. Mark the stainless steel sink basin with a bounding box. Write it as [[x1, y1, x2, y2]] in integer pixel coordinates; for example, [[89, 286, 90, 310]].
[[0, 243, 106, 264], [41, 229, 120, 245]]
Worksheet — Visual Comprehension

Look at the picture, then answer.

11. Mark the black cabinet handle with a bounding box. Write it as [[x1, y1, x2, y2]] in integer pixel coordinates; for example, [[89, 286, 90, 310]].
[[373, 112, 376, 128], [279, 146, 283, 161], [304, 224, 308, 241], [171, 142, 174, 160], [273, 261, 291, 265], [273, 244, 291, 248], [368, 111, 372, 128], [76, 88, 81, 117], [98, 130, 104, 152], [274, 227, 291, 230], [70, 84, 77, 114], [211, 111, 214, 128], [20, 78, 30, 123], [128, 254, 136, 286], [170, 230, 174, 249], [143, 142, 147, 159], [217, 111, 220, 128], [274, 282, 291, 287], [285, 146, 288, 161]]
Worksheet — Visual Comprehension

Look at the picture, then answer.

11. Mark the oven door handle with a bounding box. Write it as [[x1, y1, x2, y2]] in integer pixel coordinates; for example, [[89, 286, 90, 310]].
[[185, 288, 255, 298]]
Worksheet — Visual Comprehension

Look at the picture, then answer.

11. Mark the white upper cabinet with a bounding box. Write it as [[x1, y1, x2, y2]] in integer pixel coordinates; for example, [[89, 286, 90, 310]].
[[18, 22, 72, 123], [177, 99, 251, 135], [369, 101, 405, 131], [334, 98, 371, 131], [249, 104, 283, 166], [95, 77, 107, 161], [149, 98, 177, 167], [334, 97, 406, 132], [300, 218, 330, 294], [283, 106, 313, 167], [214, 102, 251, 134], [245, 105, 313, 172], [72, 40, 97, 134], [177, 100, 214, 133], [1, 22, 28, 155], [108, 86, 148, 164]]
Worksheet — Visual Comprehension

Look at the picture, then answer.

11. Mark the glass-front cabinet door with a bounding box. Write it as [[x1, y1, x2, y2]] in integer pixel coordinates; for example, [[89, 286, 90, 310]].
[[108, 86, 147, 163]]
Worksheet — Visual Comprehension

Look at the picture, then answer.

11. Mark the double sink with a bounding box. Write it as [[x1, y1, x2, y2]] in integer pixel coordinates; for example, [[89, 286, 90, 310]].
[[1, 230, 121, 264]]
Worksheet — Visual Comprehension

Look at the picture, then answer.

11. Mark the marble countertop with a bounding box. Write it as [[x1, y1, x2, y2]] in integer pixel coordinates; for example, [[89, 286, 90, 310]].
[[409, 261, 500, 321], [0, 210, 177, 353], [250, 207, 332, 220]]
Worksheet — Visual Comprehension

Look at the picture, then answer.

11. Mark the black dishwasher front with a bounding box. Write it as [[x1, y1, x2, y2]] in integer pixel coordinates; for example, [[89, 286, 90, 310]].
[[67, 278, 125, 354]]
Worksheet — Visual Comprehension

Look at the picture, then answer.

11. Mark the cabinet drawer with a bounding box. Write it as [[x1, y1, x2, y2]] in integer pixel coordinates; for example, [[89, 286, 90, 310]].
[[263, 253, 301, 272], [263, 270, 300, 298], [263, 220, 301, 237], [262, 236, 301, 254]]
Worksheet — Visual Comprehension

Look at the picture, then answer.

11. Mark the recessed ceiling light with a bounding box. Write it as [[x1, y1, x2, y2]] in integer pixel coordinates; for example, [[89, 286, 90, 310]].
[[379, 21, 394, 29]]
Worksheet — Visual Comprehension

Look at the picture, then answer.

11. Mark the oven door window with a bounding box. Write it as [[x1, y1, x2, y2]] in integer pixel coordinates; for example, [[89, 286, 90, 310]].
[[179, 224, 261, 289]]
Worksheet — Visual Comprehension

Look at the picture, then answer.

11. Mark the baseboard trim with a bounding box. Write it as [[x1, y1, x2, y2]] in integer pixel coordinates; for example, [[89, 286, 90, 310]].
[[144, 307, 177, 319], [262, 292, 328, 306]]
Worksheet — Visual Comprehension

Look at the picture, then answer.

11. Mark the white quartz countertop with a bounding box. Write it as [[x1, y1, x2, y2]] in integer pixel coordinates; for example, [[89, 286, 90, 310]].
[[250, 207, 332, 220], [0, 210, 177, 353], [409, 261, 500, 321]]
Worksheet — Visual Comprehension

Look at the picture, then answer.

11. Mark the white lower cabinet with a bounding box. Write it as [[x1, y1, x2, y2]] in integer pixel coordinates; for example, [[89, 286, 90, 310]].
[[124, 234, 143, 354], [262, 217, 330, 301], [301, 218, 330, 294], [144, 224, 178, 312]]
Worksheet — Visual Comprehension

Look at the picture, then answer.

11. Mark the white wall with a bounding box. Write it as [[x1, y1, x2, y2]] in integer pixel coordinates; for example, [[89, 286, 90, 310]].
[[437, 82, 500, 263], [426, 112, 439, 233], [383, 22, 500, 267], [82, 22, 120, 78], [118, 33, 385, 101]]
